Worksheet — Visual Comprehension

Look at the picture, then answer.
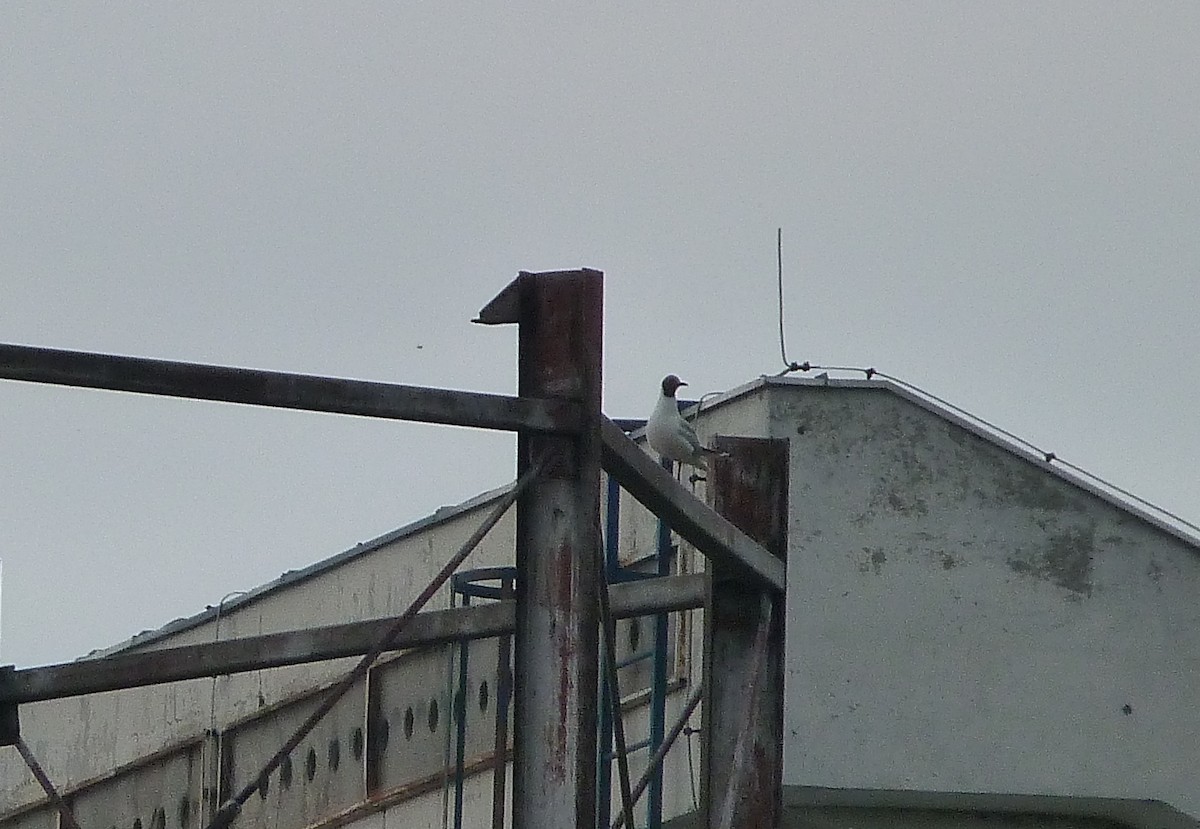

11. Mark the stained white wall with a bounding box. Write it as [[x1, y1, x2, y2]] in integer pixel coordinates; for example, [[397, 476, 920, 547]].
[[773, 383, 1200, 817], [0, 498, 519, 809]]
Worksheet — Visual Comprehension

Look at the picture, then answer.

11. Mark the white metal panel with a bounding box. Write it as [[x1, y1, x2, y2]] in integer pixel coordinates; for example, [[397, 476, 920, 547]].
[[0, 501, 517, 811], [365, 645, 499, 795], [67, 741, 205, 829], [221, 678, 365, 829]]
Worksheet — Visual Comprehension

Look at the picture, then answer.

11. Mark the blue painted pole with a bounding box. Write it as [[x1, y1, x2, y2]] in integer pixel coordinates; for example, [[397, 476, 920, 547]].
[[454, 594, 471, 829], [648, 459, 673, 829], [597, 473, 622, 828]]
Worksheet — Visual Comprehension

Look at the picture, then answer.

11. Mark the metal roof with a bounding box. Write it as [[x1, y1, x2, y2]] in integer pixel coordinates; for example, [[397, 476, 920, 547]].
[[82, 480, 516, 660]]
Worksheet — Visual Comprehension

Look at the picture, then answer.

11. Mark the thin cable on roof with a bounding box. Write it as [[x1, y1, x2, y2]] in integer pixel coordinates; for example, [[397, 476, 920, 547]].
[[1055, 456, 1200, 534], [766, 362, 1200, 538]]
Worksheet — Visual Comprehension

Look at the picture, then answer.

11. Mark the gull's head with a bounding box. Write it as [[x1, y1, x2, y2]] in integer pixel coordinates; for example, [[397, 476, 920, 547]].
[[661, 374, 687, 397]]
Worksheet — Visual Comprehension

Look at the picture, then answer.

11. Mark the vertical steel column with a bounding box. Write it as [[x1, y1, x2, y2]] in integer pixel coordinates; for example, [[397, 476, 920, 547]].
[[477, 269, 603, 828], [701, 437, 788, 829]]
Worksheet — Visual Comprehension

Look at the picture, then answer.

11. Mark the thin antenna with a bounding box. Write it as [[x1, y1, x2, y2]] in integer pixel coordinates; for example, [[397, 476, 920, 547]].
[[777, 228, 786, 366], [776, 228, 808, 375]]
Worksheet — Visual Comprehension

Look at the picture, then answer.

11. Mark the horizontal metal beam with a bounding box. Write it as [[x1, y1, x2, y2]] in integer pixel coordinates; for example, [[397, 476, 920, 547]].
[[0, 574, 706, 704], [0, 343, 581, 433], [610, 570, 707, 617], [599, 416, 786, 592]]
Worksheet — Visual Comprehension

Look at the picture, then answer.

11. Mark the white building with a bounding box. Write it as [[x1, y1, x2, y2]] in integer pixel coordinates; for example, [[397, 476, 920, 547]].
[[2, 375, 1198, 828]]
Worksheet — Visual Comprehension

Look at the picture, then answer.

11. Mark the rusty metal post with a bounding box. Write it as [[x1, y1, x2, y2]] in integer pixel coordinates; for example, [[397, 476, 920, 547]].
[[476, 269, 603, 828], [702, 437, 788, 829]]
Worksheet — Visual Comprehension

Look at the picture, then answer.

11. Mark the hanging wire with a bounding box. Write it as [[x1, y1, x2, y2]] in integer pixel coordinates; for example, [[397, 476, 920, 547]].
[[203, 590, 248, 820], [685, 725, 699, 809], [766, 362, 1200, 538], [204, 454, 547, 829]]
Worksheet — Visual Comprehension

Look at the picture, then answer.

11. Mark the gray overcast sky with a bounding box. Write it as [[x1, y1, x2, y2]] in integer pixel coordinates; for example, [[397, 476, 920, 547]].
[[2, 5, 1197, 667]]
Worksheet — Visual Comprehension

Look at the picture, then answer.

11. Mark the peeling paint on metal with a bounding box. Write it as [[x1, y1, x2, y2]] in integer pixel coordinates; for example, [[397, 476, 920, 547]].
[[548, 541, 575, 785]]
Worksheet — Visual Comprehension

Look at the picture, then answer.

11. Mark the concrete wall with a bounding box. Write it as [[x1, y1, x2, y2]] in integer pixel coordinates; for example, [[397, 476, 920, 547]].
[[772, 382, 1200, 816]]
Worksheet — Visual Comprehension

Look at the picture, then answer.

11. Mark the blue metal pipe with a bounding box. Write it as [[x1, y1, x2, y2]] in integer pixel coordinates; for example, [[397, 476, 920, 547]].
[[597, 473, 622, 829], [453, 594, 471, 829], [647, 457, 674, 829]]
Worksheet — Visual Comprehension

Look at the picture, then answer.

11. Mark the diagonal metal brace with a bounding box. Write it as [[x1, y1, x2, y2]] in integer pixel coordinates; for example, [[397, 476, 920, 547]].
[[599, 416, 785, 592]]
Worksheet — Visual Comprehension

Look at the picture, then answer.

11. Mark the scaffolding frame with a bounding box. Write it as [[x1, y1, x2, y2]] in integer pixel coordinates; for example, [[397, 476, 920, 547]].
[[0, 269, 787, 829]]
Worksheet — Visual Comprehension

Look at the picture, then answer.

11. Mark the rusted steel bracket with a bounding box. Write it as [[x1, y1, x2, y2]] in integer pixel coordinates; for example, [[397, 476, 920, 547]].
[[702, 436, 788, 829]]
